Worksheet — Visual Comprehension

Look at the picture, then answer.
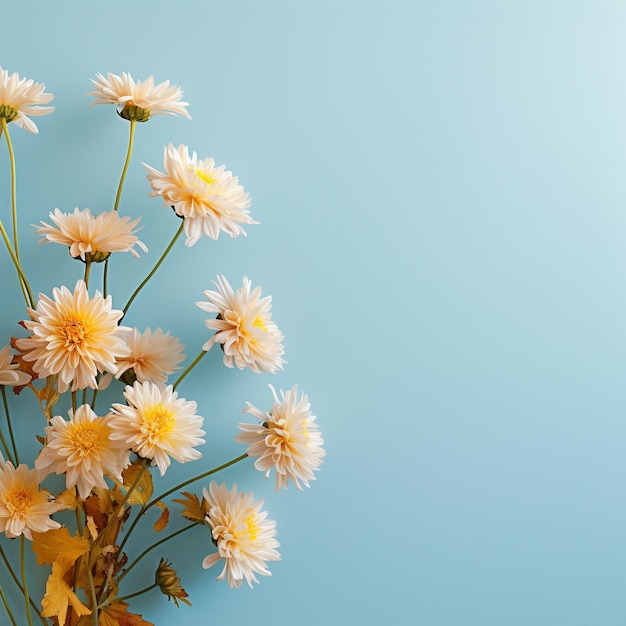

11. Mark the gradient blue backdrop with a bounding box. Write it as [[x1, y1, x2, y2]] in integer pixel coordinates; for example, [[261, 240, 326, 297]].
[[1, 1, 626, 624]]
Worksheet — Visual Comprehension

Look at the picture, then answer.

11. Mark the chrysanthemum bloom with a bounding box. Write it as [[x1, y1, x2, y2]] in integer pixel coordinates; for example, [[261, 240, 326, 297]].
[[196, 276, 285, 373], [88, 72, 190, 122], [201, 481, 280, 588], [0, 344, 31, 387], [35, 207, 148, 263], [0, 66, 54, 133], [143, 144, 255, 246], [15, 280, 130, 393], [109, 381, 205, 476], [0, 462, 62, 539], [114, 327, 185, 385], [35, 404, 131, 499], [237, 385, 325, 491]]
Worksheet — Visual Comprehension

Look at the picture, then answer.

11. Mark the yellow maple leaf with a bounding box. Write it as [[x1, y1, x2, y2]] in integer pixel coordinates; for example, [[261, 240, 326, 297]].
[[121, 461, 153, 506], [172, 491, 206, 524], [99, 602, 154, 626], [41, 559, 91, 625], [32, 527, 90, 567]]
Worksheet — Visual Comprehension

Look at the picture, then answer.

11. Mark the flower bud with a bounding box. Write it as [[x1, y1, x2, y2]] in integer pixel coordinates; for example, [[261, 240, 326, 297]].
[[155, 558, 191, 607], [118, 104, 150, 123]]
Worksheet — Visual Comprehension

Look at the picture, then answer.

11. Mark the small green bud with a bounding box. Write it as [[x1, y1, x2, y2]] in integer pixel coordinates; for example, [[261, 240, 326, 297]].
[[0, 105, 19, 123], [118, 104, 150, 123], [155, 559, 192, 607], [119, 368, 137, 386]]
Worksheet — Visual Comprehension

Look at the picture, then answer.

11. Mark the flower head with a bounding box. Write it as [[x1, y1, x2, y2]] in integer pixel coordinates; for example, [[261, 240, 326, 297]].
[[196, 276, 285, 373], [15, 280, 130, 393], [0, 462, 62, 539], [0, 66, 54, 133], [114, 327, 185, 385], [35, 208, 148, 262], [35, 405, 131, 499], [109, 381, 205, 476], [201, 481, 280, 588], [155, 558, 191, 606], [237, 385, 325, 491], [88, 72, 190, 121], [144, 144, 255, 246], [0, 344, 31, 387]]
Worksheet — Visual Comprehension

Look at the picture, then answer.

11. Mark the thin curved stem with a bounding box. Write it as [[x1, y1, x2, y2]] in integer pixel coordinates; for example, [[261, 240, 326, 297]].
[[114, 582, 157, 605], [0, 388, 15, 465], [0, 579, 17, 626], [103, 257, 109, 298], [87, 566, 98, 626], [113, 120, 136, 213], [117, 523, 198, 585], [2, 386, 19, 465], [20, 536, 33, 626], [0, 544, 45, 624], [1, 119, 19, 259], [172, 349, 206, 391], [0, 218, 33, 307], [122, 221, 184, 317], [83, 261, 92, 289]]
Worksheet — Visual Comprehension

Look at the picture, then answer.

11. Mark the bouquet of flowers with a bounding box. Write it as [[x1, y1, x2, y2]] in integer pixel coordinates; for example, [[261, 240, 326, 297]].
[[0, 67, 325, 625]]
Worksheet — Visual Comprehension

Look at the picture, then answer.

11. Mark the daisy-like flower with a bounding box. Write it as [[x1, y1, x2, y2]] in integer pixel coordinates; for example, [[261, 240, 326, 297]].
[[15, 280, 130, 393], [88, 72, 190, 122], [196, 276, 285, 373], [0, 344, 31, 387], [237, 385, 325, 491], [114, 327, 185, 385], [35, 207, 148, 262], [35, 405, 131, 499], [108, 381, 205, 476], [201, 481, 280, 588], [0, 462, 62, 539], [0, 66, 54, 133], [144, 144, 255, 246]]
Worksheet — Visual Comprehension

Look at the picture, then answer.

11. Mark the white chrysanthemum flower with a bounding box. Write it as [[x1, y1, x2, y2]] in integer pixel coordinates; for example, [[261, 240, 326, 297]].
[[201, 481, 280, 588], [15, 280, 130, 393], [35, 405, 131, 499], [237, 385, 325, 491], [109, 381, 205, 476], [196, 276, 285, 373], [114, 327, 185, 385], [35, 208, 148, 262], [88, 72, 190, 121], [143, 144, 256, 246], [0, 345, 31, 387], [0, 66, 54, 133], [0, 462, 62, 539]]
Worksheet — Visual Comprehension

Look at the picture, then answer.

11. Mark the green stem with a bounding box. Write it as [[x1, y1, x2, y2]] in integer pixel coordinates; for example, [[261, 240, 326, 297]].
[[2, 386, 19, 465], [116, 459, 149, 515], [84, 261, 92, 289], [103, 257, 109, 298], [122, 221, 184, 317], [114, 583, 158, 605], [1, 119, 19, 260], [0, 544, 45, 624], [87, 565, 98, 626], [117, 523, 198, 585], [172, 350, 206, 391], [71, 391, 77, 412], [0, 388, 15, 465], [20, 536, 33, 626], [113, 120, 136, 213], [0, 578, 17, 626], [0, 217, 34, 308]]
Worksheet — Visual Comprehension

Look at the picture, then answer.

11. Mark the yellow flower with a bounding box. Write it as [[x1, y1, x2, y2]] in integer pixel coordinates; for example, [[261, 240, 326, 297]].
[[15, 280, 130, 393], [109, 381, 205, 476], [0, 66, 54, 133], [202, 481, 280, 588], [0, 463, 62, 539], [237, 385, 325, 491], [35, 208, 148, 262], [196, 276, 285, 373], [35, 405, 131, 499]]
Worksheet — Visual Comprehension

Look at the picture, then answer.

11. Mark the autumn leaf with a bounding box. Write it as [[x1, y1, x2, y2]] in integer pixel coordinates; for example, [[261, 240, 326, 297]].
[[173, 491, 206, 524], [56, 488, 80, 511], [41, 557, 91, 625], [32, 527, 90, 567], [99, 602, 154, 626], [121, 461, 153, 506]]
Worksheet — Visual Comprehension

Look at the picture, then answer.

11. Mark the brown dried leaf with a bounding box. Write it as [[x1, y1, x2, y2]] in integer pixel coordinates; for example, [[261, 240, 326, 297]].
[[99, 602, 154, 626], [121, 461, 153, 506], [172, 491, 206, 524], [31, 527, 90, 567], [153, 501, 170, 532]]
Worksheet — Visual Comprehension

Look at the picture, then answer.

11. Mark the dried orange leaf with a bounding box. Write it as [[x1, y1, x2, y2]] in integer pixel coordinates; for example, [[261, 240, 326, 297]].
[[99, 602, 154, 626], [121, 461, 153, 506], [32, 527, 90, 567], [153, 502, 170, 532], [172, 491, 206, 524]]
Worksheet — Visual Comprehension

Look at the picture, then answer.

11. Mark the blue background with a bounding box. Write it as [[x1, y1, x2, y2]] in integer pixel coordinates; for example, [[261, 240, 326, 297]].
[[1, 1, 626, 624]]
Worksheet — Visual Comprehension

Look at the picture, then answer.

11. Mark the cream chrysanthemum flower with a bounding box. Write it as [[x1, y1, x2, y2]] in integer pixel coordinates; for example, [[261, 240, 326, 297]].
[[196, 276, 285, 373], [35, 208, 148, 262], [0, 345, 31, 387], [0, 462, 62, 539], [237, 385, 325, 491], [201, 481, 280, 588], [109, 381, 205, 476], [35, 405, 130, 499], [143, 144, 255, 246], [0, 66, 54, 133], [88, 72, 190, 121], [114, 327, 185, 385], [15, 280, 130, 393]]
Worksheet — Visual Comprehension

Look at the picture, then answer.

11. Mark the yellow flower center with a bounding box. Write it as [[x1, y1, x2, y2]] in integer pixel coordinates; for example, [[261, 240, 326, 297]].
[[6, 487, 33, 517], [61, 317, 86, 349], [195, 168, 217, 186], [68, 421, 102, 456], [234, 513, 260, 542], [142, 404, 175, 441], [252, 315, 268, 332]]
